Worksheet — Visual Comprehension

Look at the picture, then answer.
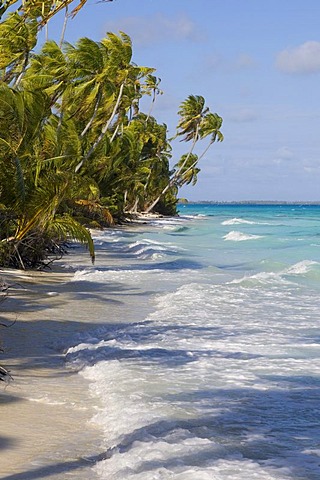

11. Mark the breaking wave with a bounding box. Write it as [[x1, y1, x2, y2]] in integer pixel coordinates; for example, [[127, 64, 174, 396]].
[[224, 231, 264, 241]]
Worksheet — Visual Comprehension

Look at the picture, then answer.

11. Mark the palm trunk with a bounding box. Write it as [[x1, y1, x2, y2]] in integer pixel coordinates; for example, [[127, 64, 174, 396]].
[[59, 5, 69, 47], [145, 93, 156, 123], [145, 125, 199, 213], [176, 139, 214, 181], [75, 82, 125, 172], [123, 190, 128, 211], [110, 123, 120, 143], [197, 137, 214, 162], [145, 183, 171, 213], [131, 196, 139, 213], [80, 90, 102, 137], [12, 50, 29, 88]]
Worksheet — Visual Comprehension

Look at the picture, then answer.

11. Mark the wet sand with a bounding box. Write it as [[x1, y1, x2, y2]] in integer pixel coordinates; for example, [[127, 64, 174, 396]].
[[0, 266, 105, 480]]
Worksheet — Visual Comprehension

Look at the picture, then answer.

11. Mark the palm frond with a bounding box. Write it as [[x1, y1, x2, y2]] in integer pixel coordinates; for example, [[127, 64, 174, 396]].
[[47, 214, 95, 263]]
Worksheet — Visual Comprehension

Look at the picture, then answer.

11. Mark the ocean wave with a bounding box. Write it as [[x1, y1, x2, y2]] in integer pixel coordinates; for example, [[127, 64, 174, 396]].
[[126, 239, 182, 259], [230, 260, 320, 286], [127, 241, 167, 257], [180, 214, 207, 220], [222, 218, 256, 225], [163, 225, 190, 233], [71, 268, 146, 283], [224, 231, 264, 241], [222, 217, 273, 226], [229, 271, 290, 286], [284, 260, 319, 275]]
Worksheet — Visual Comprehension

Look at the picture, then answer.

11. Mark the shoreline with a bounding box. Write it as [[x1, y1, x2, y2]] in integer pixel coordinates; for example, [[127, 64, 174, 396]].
[[0, 213, 171, 478]]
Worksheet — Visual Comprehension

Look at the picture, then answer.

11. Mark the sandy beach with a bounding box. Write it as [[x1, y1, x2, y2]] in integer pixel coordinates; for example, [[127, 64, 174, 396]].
[[0, 265, 107, 480]]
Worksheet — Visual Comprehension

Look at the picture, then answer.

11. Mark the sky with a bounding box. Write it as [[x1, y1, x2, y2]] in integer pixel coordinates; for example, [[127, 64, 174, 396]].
[[45, 0, 320, 201]]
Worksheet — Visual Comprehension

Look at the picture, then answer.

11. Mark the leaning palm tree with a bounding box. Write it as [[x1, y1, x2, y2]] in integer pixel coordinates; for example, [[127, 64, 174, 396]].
[[0, 12, 37, 85], [199, 112, 224, 155], [63, 37, 114, 137], [174, 153, 200, 187], [143, 74, 163, 122], [0, 83, 96, 268], [170, 95, 208, 179], [74, 32, 154, 172], [0, 0, 114, 24], [176, 94, 208, 142], [175, 112, 224, 186], [145, 95, 223, 213], [22, 40, 70, 104]]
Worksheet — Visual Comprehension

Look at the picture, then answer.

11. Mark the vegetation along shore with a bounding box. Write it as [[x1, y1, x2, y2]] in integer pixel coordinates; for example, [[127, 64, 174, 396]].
[[0, 0, 223, 271]]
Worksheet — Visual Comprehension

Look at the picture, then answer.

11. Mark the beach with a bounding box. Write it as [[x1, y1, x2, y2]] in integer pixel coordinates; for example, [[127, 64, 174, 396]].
[[0, 216, 161, 479], [0, 266, 105, 479], [1, 205, 320, 480]]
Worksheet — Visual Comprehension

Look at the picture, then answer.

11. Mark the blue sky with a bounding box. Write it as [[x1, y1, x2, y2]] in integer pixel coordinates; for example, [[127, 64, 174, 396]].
[[46, 0, 320, 201]]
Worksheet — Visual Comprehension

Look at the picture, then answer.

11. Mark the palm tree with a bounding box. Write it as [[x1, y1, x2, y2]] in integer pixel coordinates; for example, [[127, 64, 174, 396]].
[[0, 83, 96, 268], [145, 95, 223, 213], [199, 112, 224, 155], [22, 40, 70, 102], [174, 153, 200, 187], [175, 112, 224, 186], [170, 94, 208, 178], [0, 0, 113, 25], [116, 113, 172, 212], [62, 37, 112, 137], [143, 74, 163, 122], [73, 32, 154, 172], [0, 12, 37, 85]]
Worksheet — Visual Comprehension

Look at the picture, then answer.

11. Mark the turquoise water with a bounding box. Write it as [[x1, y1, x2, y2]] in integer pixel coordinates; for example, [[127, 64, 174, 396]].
[[65, 204, 320, 479]]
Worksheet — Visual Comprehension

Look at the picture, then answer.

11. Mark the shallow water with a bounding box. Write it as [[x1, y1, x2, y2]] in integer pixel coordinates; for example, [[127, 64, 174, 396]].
[[65, 204, 320, 479]]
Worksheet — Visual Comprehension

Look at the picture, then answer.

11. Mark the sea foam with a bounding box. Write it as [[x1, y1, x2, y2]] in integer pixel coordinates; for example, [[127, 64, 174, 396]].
[[223, 231, 264, 241], [285, 259, 319, 275], [222, 217, 257, 225]]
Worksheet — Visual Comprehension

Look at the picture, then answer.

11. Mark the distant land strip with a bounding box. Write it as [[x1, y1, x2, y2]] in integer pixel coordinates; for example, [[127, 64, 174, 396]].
[[177, 200, 320, 205]]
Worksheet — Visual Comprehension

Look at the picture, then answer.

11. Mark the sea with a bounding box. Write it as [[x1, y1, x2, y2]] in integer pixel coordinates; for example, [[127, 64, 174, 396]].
[[5, 203, 319, 480], [60, 203, 320, 480]]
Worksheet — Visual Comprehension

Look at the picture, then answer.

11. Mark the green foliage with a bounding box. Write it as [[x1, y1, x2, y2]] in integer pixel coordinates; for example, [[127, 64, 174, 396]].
[[176, 94, 207, 142], [175, 153, 200, 186], [0, 3, 223, 268], [0, 13, 37, 84]]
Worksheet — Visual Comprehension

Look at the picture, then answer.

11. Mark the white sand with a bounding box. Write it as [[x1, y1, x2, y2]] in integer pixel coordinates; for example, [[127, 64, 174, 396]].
[[0, 268, 104, 479]]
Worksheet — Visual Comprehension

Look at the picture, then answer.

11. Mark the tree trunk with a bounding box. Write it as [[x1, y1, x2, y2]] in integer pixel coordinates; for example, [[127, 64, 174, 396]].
[[145, 125, 199, 213], [80, 90, 102, 137], [59, 5, 69, 47], [75, 82, 125, 172]]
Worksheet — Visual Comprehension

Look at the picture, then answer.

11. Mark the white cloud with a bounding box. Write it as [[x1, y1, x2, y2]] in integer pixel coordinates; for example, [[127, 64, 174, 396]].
[[234, 53, 257, 70], [274, 146, 294, 161], [276, 41, 320, 74], [205, 53, 223, 70], [205, 52, 257, 73], [104, 13, 204, 46], [227, 107, 258, 123]]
